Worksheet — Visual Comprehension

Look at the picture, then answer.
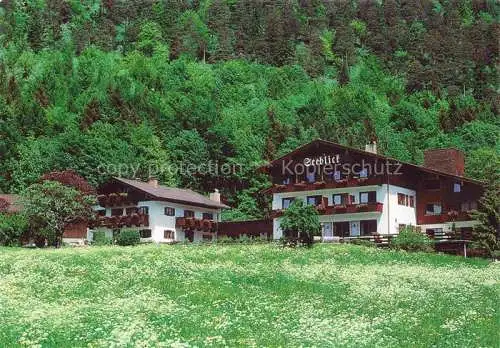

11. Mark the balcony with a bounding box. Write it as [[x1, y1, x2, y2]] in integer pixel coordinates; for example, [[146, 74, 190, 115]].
[[97, 193, 137, 207], [418, 210, 474, 225], [176, 217, 217, 232], [272, 202, 383, 218], [267, 176, 383, 194], [90, 213, 149, 228]]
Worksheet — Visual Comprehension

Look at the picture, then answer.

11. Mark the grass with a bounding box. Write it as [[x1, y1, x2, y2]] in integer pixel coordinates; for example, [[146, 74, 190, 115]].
[[0, 244, 498, 347]]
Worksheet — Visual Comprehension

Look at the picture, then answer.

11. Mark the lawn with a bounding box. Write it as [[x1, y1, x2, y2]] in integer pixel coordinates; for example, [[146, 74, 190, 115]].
[[0, 244, 498, 347]]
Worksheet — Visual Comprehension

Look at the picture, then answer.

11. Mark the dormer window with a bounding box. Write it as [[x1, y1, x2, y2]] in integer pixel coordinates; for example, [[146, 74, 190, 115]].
[[334, 170, 341, 181], [306, 169, 316, 183]]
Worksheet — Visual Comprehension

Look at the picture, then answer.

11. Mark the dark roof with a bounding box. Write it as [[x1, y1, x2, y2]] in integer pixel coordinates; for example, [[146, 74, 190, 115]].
[[0, 194, 23, 213], [113, 177, 230, 210], [261, 139, 484, 186]]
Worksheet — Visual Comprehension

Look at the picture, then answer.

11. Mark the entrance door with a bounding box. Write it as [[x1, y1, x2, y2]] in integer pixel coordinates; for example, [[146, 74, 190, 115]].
[[350, 221, 360, 236], [334, 222, 350, 238], [322, 222, 333, 240]]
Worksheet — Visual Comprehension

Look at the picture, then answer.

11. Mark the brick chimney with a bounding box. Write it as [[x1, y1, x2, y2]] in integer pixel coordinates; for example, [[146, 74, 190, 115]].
[[209, 189, 221, 203], [423, 148, 465, 176], [147, 177, 158, 188]]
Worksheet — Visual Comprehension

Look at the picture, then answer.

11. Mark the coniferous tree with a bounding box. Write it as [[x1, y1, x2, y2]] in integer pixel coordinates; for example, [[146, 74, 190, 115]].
[[472, 177, 500, 257]]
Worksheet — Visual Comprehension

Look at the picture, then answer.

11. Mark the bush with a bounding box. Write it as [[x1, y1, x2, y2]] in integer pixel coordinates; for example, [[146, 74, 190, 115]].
[[280, 200, 321, 248], [238, 234, 251, 244], [116, 229, 140, 246], [92, 230, 112, 246], [0, 213, 29, 246], [391, 227, 433, 252], [216, 235, 235, 244], [350, 239, 376, 248]]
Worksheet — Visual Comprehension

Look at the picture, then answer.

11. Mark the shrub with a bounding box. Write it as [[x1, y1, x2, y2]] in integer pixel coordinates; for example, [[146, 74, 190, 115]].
[[92, 230, 112, 246], [0, 213, 29, 246], [116, 229, 140, 246], [391, 227, 433, 252], [350, 239, 376, 248], [280, 200, 321, 248], [238, 234, 251, 244], [216, 235, 234, 244]]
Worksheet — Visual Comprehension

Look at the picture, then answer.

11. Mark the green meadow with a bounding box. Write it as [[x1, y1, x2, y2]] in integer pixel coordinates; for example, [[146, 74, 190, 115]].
[[0, 244, 498, 347]]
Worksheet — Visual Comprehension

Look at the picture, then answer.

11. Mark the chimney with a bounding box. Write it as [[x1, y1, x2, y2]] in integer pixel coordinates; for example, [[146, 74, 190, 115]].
[[424, 148, 465, 176], [365, 141, 377, 154], [209, 189, 221, 203], [147, 177, 158, 188]]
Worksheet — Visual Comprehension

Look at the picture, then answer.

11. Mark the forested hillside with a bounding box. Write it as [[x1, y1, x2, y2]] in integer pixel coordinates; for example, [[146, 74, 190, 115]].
[[0, 0, 498, 220]]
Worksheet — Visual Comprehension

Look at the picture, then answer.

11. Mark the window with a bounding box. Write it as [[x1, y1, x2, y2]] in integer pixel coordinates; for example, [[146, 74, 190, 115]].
[[398, 193, 414, 207], [184, 210, 195, 218], [333, 222, 350, 237], [332, 194, 344, 206], [360, 220, 377, 236], [126, 207, 138, 215], [164, 207, 175, 216], [453, 183, 461, 193], [359, 168, 368, 178], [97, 209, 106, 216], [282, 197, 295, 209], [306, 167, 316, 183], [360, 192, 369, 204], [424, 180, 440, 190], [349, 194, 356, 204], [111, 208, 123, 216], [202, 212, 213, 220], [137, 206, 149, 215], [139, 229, 152, 238], [425, 203, 442, 215], [306, 195, 322, 206], [360, 191, 376, 204], [397, 193, 406, 205], [460, 201, 478, 212], [334, 170, 341, 181], [164, 230, 175, 239]]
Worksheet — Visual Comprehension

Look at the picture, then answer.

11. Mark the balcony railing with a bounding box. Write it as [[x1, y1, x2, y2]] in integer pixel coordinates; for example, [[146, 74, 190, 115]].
[[418, 210, 474, 225], [267, 176, 382, 194], [97, 193, 137, 207], [176, 217, 217, 232], [272, 202, 383, 218], [90, 213, 149, 228]]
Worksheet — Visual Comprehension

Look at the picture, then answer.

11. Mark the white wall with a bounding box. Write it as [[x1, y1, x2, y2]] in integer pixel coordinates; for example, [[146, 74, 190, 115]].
[[271, 184, 417, 238], [149, 201, 220, 243], [88, 200, 221, 243], [385, 185, 417, 234]]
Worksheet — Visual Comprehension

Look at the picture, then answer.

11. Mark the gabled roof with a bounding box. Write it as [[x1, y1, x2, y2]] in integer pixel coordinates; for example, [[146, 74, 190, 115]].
[[112, 177, 230, 210], [261, 139, 484, 186], [0, 194, 23, 213]]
